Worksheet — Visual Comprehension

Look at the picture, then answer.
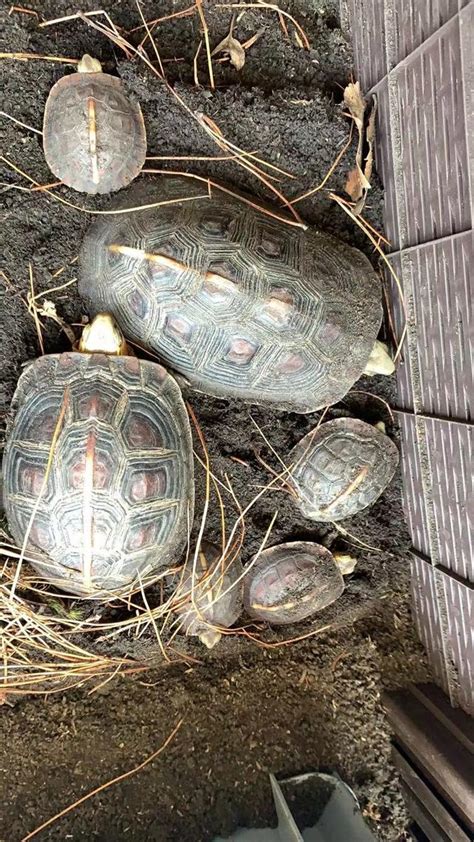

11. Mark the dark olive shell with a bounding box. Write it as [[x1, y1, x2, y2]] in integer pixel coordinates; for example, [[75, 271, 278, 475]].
[[2, 352, 193, 596], [289, 418, 399, 522], [243, 542, 344, 625], [78, 177, 382, 412], [43, 71, 146, 194]]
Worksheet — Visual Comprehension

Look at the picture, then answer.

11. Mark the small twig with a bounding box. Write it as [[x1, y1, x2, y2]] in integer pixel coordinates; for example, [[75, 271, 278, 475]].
[[196, 0, 215, 89], [243, 622, 333, 648], [331, 521, 382, 553], [277, 10, 289, 37], [127, 5, 196, 32], [0, 52, 79, 64], [28, 264, 44, 355], [30, 181, 62, 192], [33, 277, 77, 299], [135, 0, 164, 76], [0, 111, 42, 135], [39, 9, 125, 50], [20, 720, 183, 841], [193, 39, 203, 87], [146, 153, 245, 161], [8, 6, 40, 19], [333, 194, 390, 246], [51, 255, 78, 278]]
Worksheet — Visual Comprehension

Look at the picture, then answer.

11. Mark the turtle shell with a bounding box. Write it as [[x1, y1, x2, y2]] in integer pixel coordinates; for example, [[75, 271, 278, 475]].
[[2, 352, 193, 596], [243, 542, 344, 625], [43, 70, 146, 194], [289, 418, 399, 522], [171, 541, 243, 645], [79, 177, 382, 412]]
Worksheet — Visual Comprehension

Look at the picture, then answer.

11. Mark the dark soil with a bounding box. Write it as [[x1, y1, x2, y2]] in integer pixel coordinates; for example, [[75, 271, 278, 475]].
[[0, 2, 429, 841]]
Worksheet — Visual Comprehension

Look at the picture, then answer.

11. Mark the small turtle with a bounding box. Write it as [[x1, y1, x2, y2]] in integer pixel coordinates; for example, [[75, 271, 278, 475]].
[[171, 541, 243, 648], [289, 417, 399, 522], [79, 176, 394, 412], [2, 314, 194, 597], [43, 55, 146, 194], [243, 541, 349, 625]]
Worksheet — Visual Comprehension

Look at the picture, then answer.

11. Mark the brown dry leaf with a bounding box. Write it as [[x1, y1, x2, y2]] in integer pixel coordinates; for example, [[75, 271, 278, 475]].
[[343, 80, 370, 191], [212, 18, 246, 70], [364, 97, 377, 186], [343, 81, 374, 212], [345, 166, 364, 201], [343, 80, 366, 133]]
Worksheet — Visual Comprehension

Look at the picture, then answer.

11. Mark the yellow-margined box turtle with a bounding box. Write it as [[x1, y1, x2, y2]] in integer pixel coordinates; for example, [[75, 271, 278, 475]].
[[289, 418, 399, 522], [43, 55, 146, 195], [243, 541, 345, 625], [79, 177, 392, 412], [2, 315, 194, 597]]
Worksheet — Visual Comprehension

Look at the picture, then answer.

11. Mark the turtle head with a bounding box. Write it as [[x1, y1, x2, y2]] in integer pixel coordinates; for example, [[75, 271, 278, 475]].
[[79, 314, 128, 355], [364, 340, 395, 376], [78, 54, 102, 74]]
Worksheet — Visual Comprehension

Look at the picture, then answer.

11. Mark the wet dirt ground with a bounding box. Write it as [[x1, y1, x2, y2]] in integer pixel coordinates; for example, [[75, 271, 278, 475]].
[[0, 1, 429, 840]]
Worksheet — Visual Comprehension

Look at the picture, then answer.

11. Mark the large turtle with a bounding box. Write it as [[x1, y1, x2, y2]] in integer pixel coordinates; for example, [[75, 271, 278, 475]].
[[43, 55, 147, 194], [288, 418, 399, 522], [79, 177, 393, 413], [2, 315, 194, 597]]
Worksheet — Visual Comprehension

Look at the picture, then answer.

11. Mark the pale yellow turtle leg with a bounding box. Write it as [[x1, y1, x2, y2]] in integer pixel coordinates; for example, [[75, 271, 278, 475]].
[[78, 54, 102, 74], [199, 629, 222, 649], [333, 553, 358, 576], [363, 340, 395, 376]]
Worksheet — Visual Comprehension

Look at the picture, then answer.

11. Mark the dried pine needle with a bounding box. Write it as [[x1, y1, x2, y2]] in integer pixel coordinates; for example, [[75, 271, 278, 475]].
[[195, 0, 215, 89], [20, 720, 183, 841], [0, 52, 79, 64]]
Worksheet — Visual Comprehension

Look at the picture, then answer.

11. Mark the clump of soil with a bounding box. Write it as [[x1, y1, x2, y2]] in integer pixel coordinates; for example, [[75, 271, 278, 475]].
[[0, 2, 428, 841]]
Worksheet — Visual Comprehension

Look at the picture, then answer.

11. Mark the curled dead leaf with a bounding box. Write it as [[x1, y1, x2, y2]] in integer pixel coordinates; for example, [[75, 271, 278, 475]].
[[364, 97, 377, 186], [343, 82, 377, 214], [343, 80, 366, 131], [212, 17, 246, 70], [212, 32, 246, 70], [345, 167, 364, 201]]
